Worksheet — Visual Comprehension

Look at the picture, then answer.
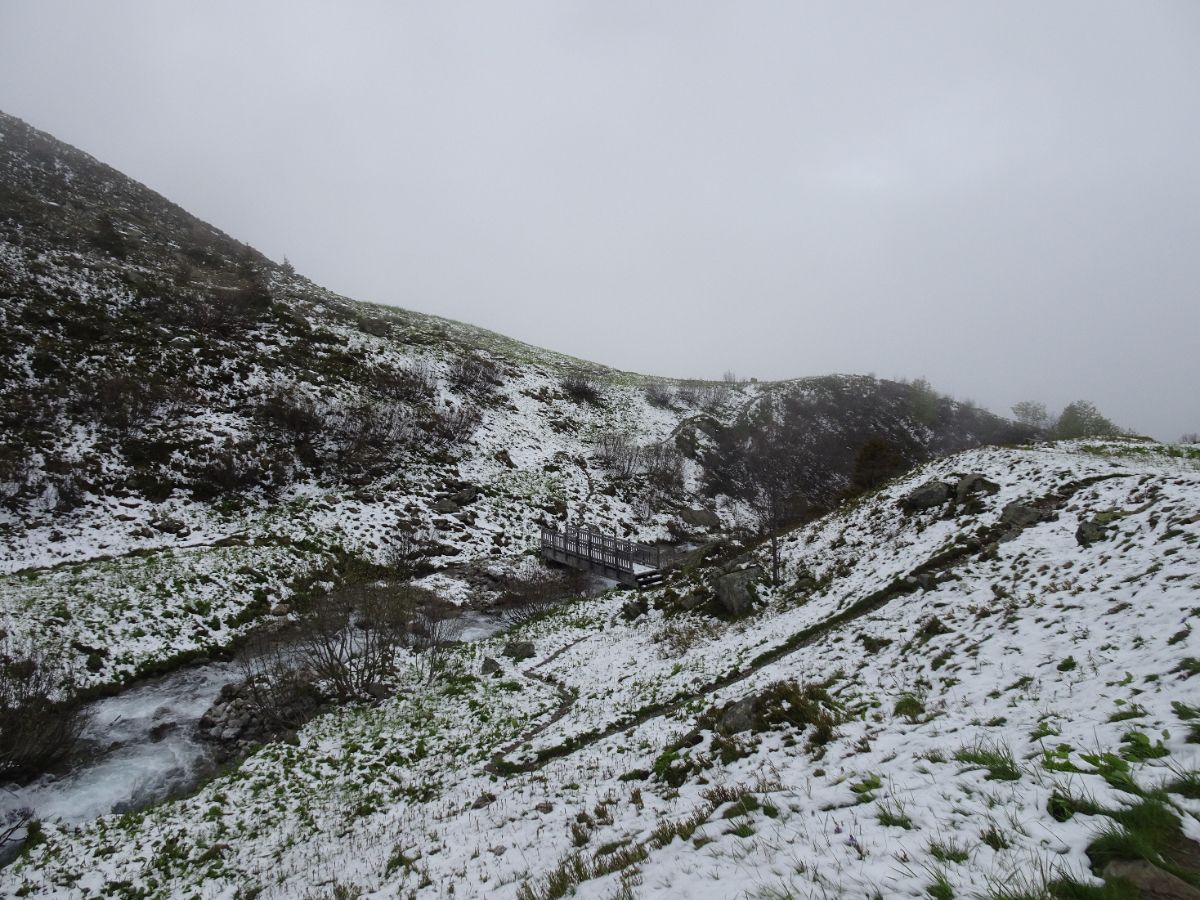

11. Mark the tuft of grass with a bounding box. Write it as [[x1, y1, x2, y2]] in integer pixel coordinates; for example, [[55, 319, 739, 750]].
[[1164, 766, 1200, 800], [929, 837, 970, 864], [895, 694, 926, 722], [955, 739, 1021, 781], [1106, 704, 1147, 723], [876, 798, 913, 830], [980, 825, 1010, 851], [926, 870, 955, 899]]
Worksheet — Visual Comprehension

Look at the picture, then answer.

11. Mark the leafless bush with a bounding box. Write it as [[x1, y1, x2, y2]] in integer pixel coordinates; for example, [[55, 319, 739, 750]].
[[432, 403, 482, 445], [412, 597, 464, 683], [495, 569, 586, 627], [372, 361, 437, 403], [642, 443, 684, 490], [0, 638, 81, 780], [0, 444, 34, 509], [335, 402, 415, 465], [699, 382, 730, 411], [722, 370, 738, 384], [644, 381, 674, 408], [449, 356, 502, 399], [1181, 432, 1200, 444], [237, 634, 318, 732], [191, 440, 268, 499], [0, 806, 33, 851], [561, 374, 603, 405], [298, 583, 421, 701], [258, 388, 324, 439], [595, 431, 643, 477]]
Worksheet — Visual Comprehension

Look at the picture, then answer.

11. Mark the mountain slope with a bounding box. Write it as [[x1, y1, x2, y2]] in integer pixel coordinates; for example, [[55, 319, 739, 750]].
[[3, 439, 1197, 898], [0, 110, 1030, 687]]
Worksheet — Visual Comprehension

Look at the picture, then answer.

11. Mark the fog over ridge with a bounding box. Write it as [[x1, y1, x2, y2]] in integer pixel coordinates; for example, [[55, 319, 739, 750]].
[[1, 1, 1197, 438]]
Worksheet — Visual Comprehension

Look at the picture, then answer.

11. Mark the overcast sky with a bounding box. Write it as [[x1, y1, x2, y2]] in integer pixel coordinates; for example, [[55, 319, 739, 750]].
[[2, 2, 1198, 438]]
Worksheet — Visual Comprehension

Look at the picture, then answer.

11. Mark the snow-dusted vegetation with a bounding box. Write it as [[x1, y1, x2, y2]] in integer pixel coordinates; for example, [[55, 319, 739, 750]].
[[2, 440, 1197, 898]]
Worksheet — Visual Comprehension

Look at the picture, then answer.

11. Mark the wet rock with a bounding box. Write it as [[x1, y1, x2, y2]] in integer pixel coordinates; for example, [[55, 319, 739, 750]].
[[717, 567, 762, 617], [900, 481, 954, 513], [1102, 860, 1200, 899], [1076, 517, 1112, 547], [679, 507, 721, 530], [148, 721, 178, 742], [481, 657, 501, 676], [501, 641, 536, 661]]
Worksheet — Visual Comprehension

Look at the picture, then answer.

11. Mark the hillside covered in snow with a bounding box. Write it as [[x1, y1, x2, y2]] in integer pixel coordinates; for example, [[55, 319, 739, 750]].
[[0, 110, 1027, 687], [2, 438, 1198, 898]]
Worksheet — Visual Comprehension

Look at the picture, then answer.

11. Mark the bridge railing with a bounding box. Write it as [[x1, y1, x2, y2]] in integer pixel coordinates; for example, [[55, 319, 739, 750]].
[[540, 525, 660, 573]]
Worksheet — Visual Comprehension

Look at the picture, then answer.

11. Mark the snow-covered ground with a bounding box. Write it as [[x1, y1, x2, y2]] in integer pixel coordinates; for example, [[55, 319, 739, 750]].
[[4, 439, 1197, 898]]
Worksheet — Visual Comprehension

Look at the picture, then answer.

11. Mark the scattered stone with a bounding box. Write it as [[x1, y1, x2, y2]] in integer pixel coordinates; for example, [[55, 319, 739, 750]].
[[679, 507, 721, 529], [481, 657, 501, 676], [501, 641, 536, 661], [716, 567, 762, 617], [1000, 501, 1056, 530], [900, 481, 954, 513], [471, 791, 496, 810], [451, 486, 479, 505], [1076, 517, 1112, 547]]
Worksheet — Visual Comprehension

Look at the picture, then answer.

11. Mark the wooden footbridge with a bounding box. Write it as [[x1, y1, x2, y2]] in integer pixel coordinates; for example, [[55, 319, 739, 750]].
[[540, 525, 665, 589]]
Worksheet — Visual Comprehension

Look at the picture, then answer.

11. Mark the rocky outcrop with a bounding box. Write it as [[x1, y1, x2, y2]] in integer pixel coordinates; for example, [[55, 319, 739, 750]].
[[954, 473, 999, 505]]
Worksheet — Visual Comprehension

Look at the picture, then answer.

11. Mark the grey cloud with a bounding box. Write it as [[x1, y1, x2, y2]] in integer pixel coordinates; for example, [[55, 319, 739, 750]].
[[1, 0, 1197, 437]]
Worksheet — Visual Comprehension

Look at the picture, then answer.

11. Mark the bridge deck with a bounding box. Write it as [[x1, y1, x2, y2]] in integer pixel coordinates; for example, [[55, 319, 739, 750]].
[[539, 525, 663, 589]]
